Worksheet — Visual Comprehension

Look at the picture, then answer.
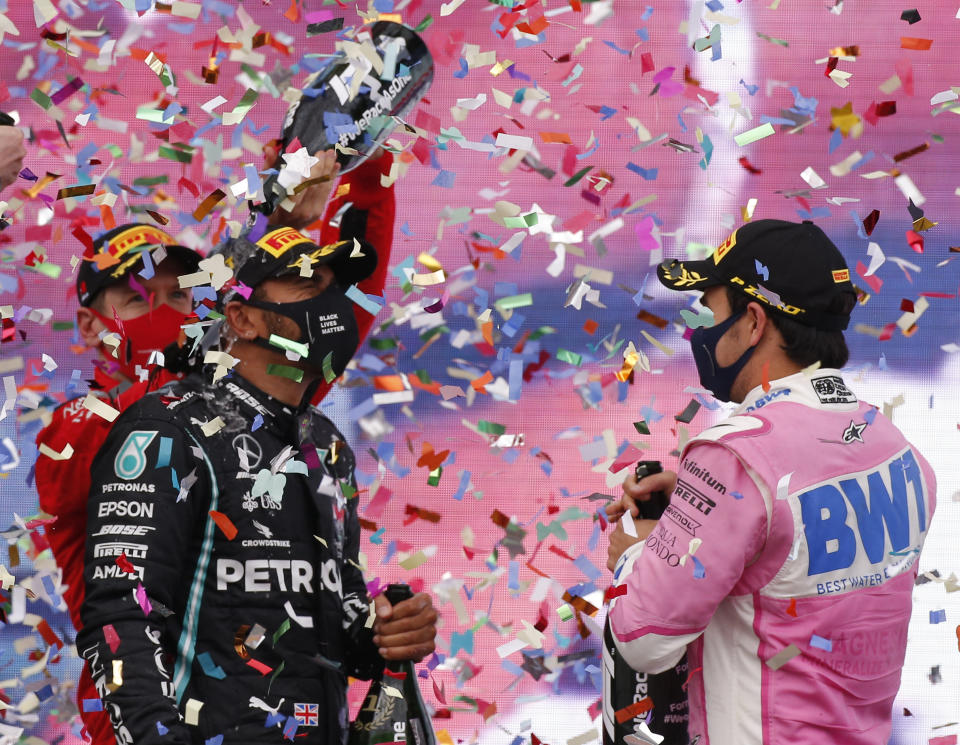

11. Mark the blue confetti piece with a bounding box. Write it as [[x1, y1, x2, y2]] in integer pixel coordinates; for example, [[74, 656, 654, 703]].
[[789, 86, 818, 117], [731, 491, 744, 500], [930, 609, 946, 624], [400, 222, 414, 236], [282, 716, 298, 740], [809, 634, 833, 652], [699, 134, 713, 170], [603, 40, 631, 56], [574, 554, 603, 582], [755, 259, 770, 281], [849, 151, 874, 172], [705, 0, 723, 9], [431, 169, 456, 188], [509, 560, 520, 590], [740, 79, 759, 96], [251, 414, 263, 432], [453, 471, 472, 502], [370, 527, 385, 545], [828, 127, 843, 154], [82, 698, 103, 712], [692, 556, 706, 579], [197, 651, 226, 680], [156, 437, 173, 468], [157, 722, 169, 736], [205, 736, 224, 745], [453, 57, 469, 79], [636, 27, 649, 42], [587, 519, 601, 553], [450, 630, 474, 655], [626, 162, 658, 180], [265, 712, 284, 728], [864, 407, 878, 424], [41, 573, 57, 599], [35, 684, 53, 701]]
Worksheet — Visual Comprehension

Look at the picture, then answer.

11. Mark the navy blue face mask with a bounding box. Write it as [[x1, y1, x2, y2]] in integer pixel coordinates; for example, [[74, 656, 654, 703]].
[[689, 309, 755, 402]]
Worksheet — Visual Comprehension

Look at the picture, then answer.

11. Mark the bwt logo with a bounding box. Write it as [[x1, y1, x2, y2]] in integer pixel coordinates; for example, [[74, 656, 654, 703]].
[[799, 450, 927, 576]]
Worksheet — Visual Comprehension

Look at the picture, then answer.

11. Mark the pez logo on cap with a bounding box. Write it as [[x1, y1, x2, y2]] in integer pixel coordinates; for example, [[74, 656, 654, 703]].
[[255, 227, 314, 258], [832, 269, 851, 283], [713, 229, 739, 265]]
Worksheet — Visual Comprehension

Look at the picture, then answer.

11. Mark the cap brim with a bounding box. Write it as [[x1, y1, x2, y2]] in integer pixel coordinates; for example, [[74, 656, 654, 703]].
[[274, 237, 378, 288], [162, 244, 203, 274], [656, 258, 723, 292]]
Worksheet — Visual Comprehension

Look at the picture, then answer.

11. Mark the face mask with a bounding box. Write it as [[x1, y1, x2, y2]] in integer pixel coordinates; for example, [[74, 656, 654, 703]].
[[92, 304, 190, 382], [689, 309, 756, 403], [244, 286, 359, 379]]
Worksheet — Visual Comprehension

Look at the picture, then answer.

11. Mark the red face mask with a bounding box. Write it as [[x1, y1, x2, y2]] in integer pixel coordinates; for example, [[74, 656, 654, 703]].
[[91, 304, 190, 382]]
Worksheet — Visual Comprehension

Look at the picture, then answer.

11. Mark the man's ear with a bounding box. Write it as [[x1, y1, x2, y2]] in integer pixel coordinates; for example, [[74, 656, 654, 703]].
[[224, 301, 264, 342], [745, 301, 769, 347], [76, 307, 106, 347]]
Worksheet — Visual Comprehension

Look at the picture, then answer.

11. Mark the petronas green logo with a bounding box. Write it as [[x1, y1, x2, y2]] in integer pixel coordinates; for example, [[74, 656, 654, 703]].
[[114, 431, 158, 481]]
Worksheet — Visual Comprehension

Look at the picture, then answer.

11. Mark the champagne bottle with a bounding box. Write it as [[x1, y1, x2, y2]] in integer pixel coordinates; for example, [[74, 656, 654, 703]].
[[349, 584, 437, 745], [602, 462, 690, 745]]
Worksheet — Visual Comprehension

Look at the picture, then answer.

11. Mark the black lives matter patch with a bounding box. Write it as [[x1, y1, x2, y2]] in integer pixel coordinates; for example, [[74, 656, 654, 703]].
[[811, 375, 856, 405]]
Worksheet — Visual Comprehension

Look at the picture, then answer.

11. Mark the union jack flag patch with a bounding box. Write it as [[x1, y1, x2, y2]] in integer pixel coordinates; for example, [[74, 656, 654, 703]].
[[294, 703, 318, 727]]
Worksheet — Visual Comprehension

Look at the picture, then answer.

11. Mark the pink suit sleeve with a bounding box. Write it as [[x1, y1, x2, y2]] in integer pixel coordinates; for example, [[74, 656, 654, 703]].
[[608, 441, 769, 673]]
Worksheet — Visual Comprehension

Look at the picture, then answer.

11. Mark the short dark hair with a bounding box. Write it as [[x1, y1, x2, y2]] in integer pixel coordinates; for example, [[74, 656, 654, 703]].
[[726, 286, 854, 369]]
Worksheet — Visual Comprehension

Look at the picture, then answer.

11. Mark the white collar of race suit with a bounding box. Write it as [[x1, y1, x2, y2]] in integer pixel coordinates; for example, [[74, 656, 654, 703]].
[[734, 368, 860, 415]]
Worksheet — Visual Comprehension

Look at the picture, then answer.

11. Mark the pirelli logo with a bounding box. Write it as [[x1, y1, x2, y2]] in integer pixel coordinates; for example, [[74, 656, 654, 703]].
[[106, 226, 177, 279], [832, 268, 850, 283], [255, 227, 315, 258], [713, 229, 738, 265], [107, 226, 175, 258]]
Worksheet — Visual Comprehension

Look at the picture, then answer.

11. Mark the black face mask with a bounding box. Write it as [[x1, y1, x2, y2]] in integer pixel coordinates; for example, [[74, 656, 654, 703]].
[[689, 309, 756, 403], [244, 286, 359, 379]]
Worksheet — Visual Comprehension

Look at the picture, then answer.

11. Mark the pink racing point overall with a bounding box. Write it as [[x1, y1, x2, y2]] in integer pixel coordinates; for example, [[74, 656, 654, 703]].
[[608, 369, 936, 745]]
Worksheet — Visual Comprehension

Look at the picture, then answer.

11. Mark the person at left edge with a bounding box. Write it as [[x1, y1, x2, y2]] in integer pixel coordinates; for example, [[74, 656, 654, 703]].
[[77, 225, 437, 744], [35, 148, 396, 744]]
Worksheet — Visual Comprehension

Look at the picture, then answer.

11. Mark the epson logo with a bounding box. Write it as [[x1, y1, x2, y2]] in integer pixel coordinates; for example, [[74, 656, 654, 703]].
[[97, 501, 155, 519]]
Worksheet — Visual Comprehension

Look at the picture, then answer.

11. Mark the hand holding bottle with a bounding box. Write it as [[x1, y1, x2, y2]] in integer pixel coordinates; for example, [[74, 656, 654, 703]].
[[373, 591, 438, 662]]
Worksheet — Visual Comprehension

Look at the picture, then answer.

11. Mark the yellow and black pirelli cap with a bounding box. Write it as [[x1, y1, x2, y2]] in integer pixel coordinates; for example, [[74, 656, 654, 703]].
[[77, 223, 202, 306], [656, 219, 856, 331], [216, 226, 378, 302]]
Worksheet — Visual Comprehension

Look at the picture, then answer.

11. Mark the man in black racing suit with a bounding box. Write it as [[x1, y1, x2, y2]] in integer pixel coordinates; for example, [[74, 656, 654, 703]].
[[77, 225, 438, 745]]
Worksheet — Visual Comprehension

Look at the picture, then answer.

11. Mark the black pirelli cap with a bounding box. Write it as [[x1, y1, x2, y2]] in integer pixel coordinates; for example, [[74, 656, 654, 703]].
[[656, 219, 856, 331]]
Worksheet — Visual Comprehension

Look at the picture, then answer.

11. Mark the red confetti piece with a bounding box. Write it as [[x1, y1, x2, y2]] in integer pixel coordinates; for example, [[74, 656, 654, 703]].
[[615, 697, 653, 723], [115, 553, 136, 574], [209, 510, 238, 540], [738, 156, 762, 174], [786, 598, 798, 617], [604, 584, 628, 602], [906, 230, 924, 253], [900, 37, 932, 50]]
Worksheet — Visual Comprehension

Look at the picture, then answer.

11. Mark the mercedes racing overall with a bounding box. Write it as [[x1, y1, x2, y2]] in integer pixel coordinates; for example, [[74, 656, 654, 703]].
[[77, 370, 382, 744]]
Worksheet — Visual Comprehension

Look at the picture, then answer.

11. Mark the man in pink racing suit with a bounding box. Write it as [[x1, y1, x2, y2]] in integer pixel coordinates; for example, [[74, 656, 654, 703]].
[[605, 219, 937, 745]]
